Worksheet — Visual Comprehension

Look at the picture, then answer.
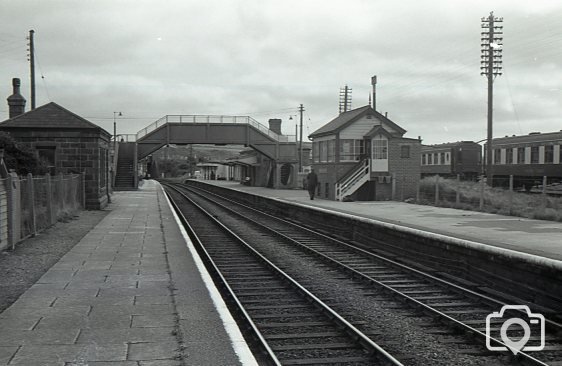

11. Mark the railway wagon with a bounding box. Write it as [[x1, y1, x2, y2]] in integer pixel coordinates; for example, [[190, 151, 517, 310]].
[[486, 130, 562, 189], [421, 141, 482, 179]]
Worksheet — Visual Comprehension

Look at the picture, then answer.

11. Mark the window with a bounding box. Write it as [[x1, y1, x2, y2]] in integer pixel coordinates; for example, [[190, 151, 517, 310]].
[[494, 149, 501, 164], [428, 154, 432, 164], [339, 139, 364, 161], [327, 140, 335, 162], [340, 139, 353, 161], [531, 146, 539, 164], [355, 139, 365, 159], [506, 148, 513, 164], [422, 154, 426, 165], [445, 153, 450, 163], [36, 146, 56, 175], [545, 145, 554, 164], [400, 145, 410, 158], [372, 136, 388, 160], [312, 142, 319, 163], [439, 152, 445, 164], [319, 141, 328, 162], [517, 147, 525, 164]]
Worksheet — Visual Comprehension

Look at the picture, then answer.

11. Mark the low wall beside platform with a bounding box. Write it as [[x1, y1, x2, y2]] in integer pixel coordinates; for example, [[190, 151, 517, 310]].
[[186, 180, 562, 316]]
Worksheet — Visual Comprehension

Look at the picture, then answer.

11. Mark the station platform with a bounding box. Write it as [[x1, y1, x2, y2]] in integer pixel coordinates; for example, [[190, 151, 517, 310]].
[[196, 180, 562, 262], [0, 180, 255, 366]]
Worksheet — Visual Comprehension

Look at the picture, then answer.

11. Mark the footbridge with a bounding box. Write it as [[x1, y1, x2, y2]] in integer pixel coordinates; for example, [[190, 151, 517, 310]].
[[136, 115, 298, 161], [113, 115, 304, 190]]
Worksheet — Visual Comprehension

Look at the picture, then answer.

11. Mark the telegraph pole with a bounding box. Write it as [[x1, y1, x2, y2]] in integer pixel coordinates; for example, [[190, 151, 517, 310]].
[[27, 30, 36, 110], [339, 85, 352, 114], [481, 12, 503, 186], [298, 104, 304, 172]]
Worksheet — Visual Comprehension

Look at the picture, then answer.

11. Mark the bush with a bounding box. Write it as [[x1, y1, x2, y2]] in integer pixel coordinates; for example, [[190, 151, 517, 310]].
[[0, 131, 49, 175], [418, 176, 562, 222]]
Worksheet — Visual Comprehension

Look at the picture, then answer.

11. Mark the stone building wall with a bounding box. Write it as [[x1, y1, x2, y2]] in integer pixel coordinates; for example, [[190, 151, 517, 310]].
[[5, 129, 110, 209]]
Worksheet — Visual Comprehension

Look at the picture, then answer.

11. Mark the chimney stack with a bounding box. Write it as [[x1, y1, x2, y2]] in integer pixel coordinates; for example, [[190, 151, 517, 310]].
[[268, 118, 282, 135], [371, 75, 377, 111], [7, 78, 26, 118]]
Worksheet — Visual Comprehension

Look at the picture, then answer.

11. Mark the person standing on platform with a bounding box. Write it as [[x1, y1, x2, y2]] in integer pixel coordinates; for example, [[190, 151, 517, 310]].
[[306, 169, 318, 200]]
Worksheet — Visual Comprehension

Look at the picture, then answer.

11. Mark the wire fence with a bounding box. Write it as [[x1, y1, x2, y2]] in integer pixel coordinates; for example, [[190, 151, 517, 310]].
[[19, 173, 83, 239], [418, 175, 562, 222]]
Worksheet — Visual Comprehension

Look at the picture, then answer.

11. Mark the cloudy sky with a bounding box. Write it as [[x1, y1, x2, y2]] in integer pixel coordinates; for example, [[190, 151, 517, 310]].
[[1, 0, 561, 144]]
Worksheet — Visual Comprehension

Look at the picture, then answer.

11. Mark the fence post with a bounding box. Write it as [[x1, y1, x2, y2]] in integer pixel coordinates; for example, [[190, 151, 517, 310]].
[[434, 175, 439, 206], [509, 175, 513, 215], [45, 173, 54, 225], [455, 174, 460, 207], [542, 175, 548, 209], [391, 173, 396, 200], [7, 172, 21, 250], [58, 173, 64, 213], [27, 173, 37, 237], [479, 175, 484, 211], [81, 172, 86, 209]]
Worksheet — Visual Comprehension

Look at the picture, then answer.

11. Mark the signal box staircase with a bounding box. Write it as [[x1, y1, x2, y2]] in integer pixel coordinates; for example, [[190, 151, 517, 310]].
[[335, 158, 371, 201]]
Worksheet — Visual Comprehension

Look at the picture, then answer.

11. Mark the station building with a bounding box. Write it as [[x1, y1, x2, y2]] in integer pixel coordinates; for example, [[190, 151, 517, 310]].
[[0, 78, 111, 209], [309, 105, 421, 201]]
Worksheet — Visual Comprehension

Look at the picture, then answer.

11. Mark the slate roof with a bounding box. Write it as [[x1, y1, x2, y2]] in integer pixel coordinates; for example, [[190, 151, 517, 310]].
[[0, 102, 109, 134], [309, 105, 406, 138]]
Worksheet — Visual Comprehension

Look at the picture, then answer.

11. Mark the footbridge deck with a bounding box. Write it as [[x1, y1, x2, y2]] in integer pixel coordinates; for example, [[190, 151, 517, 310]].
[[135, 115, 298, 161]]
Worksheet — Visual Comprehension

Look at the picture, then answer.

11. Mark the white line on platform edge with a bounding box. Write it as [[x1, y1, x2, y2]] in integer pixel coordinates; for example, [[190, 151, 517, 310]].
[[161, 185, 259, 366]]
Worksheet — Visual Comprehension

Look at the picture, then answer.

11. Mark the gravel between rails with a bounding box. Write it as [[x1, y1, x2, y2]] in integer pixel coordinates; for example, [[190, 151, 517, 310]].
[[0, 210, 108, 313], [188, 192, 508, 366]]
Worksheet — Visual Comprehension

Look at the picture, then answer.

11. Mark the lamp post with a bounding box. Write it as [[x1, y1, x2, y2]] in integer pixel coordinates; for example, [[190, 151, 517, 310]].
[[113, 111, 122, 155]]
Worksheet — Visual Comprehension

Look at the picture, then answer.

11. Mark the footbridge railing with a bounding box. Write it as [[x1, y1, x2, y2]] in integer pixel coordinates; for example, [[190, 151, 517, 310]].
[[136, 115, 296, 143]]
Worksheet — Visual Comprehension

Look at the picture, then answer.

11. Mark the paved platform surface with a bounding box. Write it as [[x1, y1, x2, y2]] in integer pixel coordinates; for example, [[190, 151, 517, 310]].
[[197, 180, 562, 261], [0, 180, 248, 366]]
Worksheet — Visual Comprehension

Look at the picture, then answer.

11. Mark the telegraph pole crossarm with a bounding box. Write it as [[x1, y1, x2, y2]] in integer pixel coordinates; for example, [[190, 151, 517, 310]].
[[481, 11, 503, 186]]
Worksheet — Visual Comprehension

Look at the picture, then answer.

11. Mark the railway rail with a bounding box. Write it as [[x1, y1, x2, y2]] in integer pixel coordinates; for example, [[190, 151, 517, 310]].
[[164, 182, 562, 365], [165, 184, 403, 365]]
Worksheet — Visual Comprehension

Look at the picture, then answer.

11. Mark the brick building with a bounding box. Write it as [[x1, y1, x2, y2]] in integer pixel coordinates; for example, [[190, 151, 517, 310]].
[[0, 79, 111, 209], [309, 105, 421, 201]]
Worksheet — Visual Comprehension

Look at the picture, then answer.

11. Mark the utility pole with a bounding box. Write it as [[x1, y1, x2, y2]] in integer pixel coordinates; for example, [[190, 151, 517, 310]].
[[298, 104, 304, 172], [339, 85, 352, 114], [27, 30, 36, 110], [481, 12, 503, 186]]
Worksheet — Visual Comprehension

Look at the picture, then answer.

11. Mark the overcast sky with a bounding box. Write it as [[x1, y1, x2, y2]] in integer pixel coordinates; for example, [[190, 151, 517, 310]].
[[1, 0, 561, 144]]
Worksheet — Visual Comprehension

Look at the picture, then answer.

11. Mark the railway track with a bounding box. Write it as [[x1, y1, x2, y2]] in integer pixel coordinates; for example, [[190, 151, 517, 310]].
[[164, 182, 562, 365], [165, 185, 403, 365]]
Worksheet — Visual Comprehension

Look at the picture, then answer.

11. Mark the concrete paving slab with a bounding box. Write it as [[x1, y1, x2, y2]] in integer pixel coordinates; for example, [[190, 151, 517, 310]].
[[127, 342, 179, 361], [75, 327, 176, 344], [0, 329, 80, 346], [9, 344, 127, 365], [0, 180, 250, 366], [0, 346, 19, 365]]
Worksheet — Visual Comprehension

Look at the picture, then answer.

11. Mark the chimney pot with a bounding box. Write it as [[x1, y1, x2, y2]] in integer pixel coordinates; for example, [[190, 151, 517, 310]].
[[7, 77, 26, 118]]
